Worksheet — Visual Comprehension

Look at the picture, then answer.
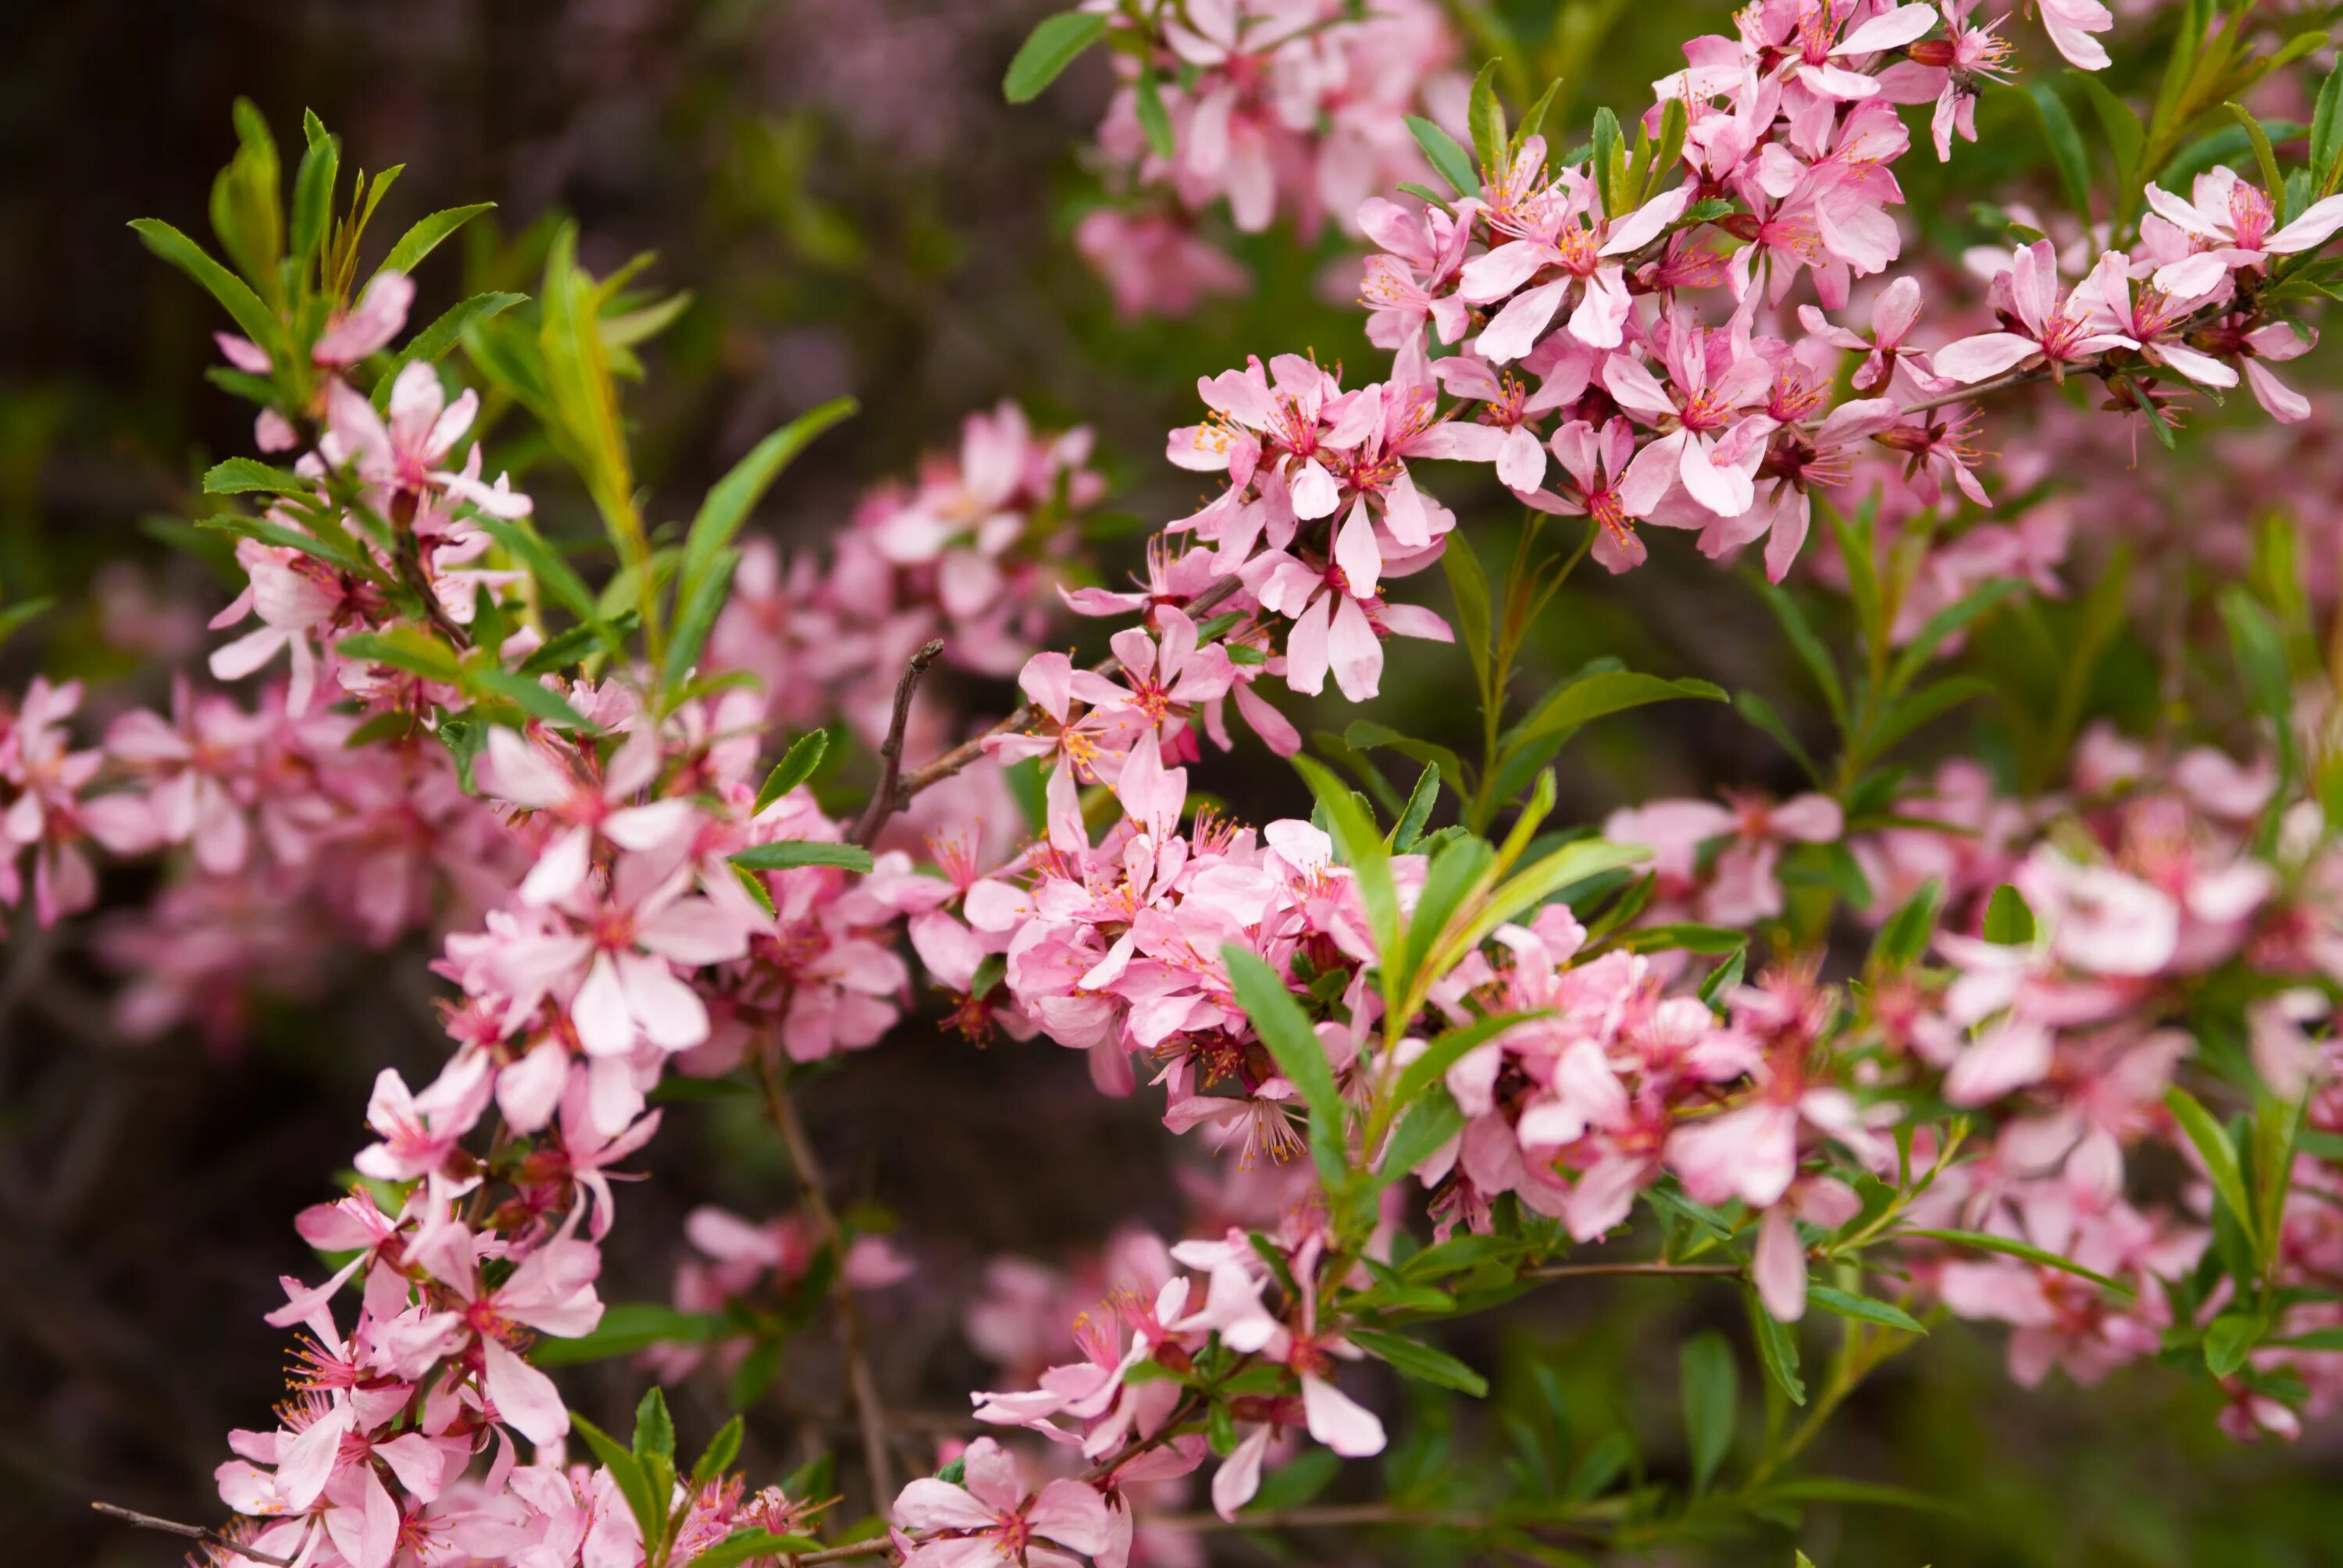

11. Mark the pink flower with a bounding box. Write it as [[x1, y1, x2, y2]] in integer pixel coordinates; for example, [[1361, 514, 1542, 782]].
[[2143, 166, 2343, 296], [891, 1437, 1114, 1568], [1935, 241, 2137, 383], [1605, 313, 1774, 519]]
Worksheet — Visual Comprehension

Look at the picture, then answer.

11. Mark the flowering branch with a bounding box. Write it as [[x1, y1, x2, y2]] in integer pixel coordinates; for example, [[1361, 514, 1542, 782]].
[[852, 638, 945, 846]]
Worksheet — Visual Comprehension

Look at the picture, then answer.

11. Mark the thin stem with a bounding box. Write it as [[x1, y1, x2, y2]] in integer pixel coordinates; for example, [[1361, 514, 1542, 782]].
[[1143, 1503, 1495, 1531], [92, 1502, 298, 1567], [754, 1058, 895, 1510], [851, 639, 946, 846]]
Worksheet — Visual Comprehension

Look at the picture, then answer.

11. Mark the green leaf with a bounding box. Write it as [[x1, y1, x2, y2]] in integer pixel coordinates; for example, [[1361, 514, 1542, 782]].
[[337, 627, 463, 683], [2025, 80, 2094, 216], [1755, 1477, 1962, 1514], [1753, 579, 1846, 722], [1679, 1330, 1737, 1494], [1887, 579, 2017, 693], [1746, 1289, 1806, 1406], [533, 1304, 731, 1365], [683, 1531, 826, 1568], [756, 730, 833, 814], [473, 514, 606, 631], [1646, 97, 1689, 202], [1869, 878, 1943, 970], [2313, 67, 2343, 191], [1467, 59, 1508, 176], [516, 611, 641, 676], [2204, 1311, 2259, 1377], [1391, 764, 1440, 852], [693, 1415, 744, 1486], [1294, 755, 1398, 959], [1806, 1285, 1926, 1335], [1135, 67, 1177, 161], [1591, 107, 1625, 214], [1867, 676, 1995, 756], [730, 840, 874, 873], [633, 1386, 676, 1463], [0, 599, 52, 650], [1394, 832, 1495, 1000], [197, 512, 373, 576], [205, 457, 312, 497], [1735, 689, 1823, 783], [1981, 883, 2035, 945], [1407, 114, 1479, 195], [375, 202, 495, 280], [2225, 103, 2285, 214], [662, 544, 739, 688], [1246, 1448, 1341, 1513], [134, 218, 285, 352], [1225, 945, 1346, 1181], [373, 292, 526, 405], [1380, 1089, 1464, 1184], [467, 664, 592, 729], [1895, 1228, 2134, 1295], [569, 1413, 662, 1550], [1442, 532, 1493, 694], [1394, 1011, 1545, 1107], [1503, 671, 1726, 756], [679, 397, 856, 638], [1347, 1327, 1489, 1396], [2067, 69, 2143, 194], [1613, 922, 1748, 955], [1003, 11, 1108, 102], [289, 127, 340, 269], [2165, 1086, 2256, 1250]]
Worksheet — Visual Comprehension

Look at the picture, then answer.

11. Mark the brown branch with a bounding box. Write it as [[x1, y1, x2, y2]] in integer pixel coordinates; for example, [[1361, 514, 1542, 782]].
[[755, 1060, 895, 1510], [851, 639, 945, 846], [898, 574, 1247, 800], [91, 1502, 297, 1566], [1523, 1260, 1742, 1281], [790, 1538, 899, 1565]]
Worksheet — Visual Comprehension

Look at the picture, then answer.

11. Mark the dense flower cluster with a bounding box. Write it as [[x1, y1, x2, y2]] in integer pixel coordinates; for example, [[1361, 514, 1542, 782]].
[[43, 2, 2343, 1564]]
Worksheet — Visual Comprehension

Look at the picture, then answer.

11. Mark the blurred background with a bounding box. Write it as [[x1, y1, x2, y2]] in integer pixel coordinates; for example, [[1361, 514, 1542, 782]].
[[3, 0, 2338, 1563]]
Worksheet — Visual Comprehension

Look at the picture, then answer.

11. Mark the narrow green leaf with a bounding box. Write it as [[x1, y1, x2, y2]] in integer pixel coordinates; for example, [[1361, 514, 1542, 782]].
[[2225, 102, 2285, 213], [1225, 946, 1343, 1153], [1503, 671, 1726, 755], [376, 202, 495, 280], [684, 1532, 826, 1568], [1407, 114, 1479, 195], [633, 1386, 676, 1463], [132, 219, 284, 353], [1380, 1089, 1464, 1185], [467, 665, 591, 729], [290, 129, 341, 269], [373, 292, 526, 406], [1467, 59, 1507, 176], [337, 627, 463, 682], [662, 545, 739, 688], [2312, 67, 2343, 191], [1348, 1327, 1489, 1396], [1679, 1330, 1737, 1494], [2165, 1086, 2256, 1249], [1746, 1289, 1806, 1406], [1896, 1228, 2135, 1295], [1136, 67, 1176, 160], [1753, 579, 1846, 722], [569, 1414, 662, 1548], [473, 515, 606, 629], [679, 397, 857, 632], [1735, 689, 1823, 783], [729, 840, 874, 873], [2025, 80, 2094, 216], [693, 1416, 745, 1486], [1806, 1285, 1926, 1335], [1394, 1011, 1546, 1107], [204, 457, 312, 497], [196, 512, 373, 576], [755, 730, 833, 814], [535, 1304, 729, 1364], [1888, 579, 2017, 693], [1294, 755, 1398, 959], [1391, 764, 1440, 852], [1442, 533, 1492, 693], [1003, 12, 1108, 102], [1869, 878, 1944, 970]]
